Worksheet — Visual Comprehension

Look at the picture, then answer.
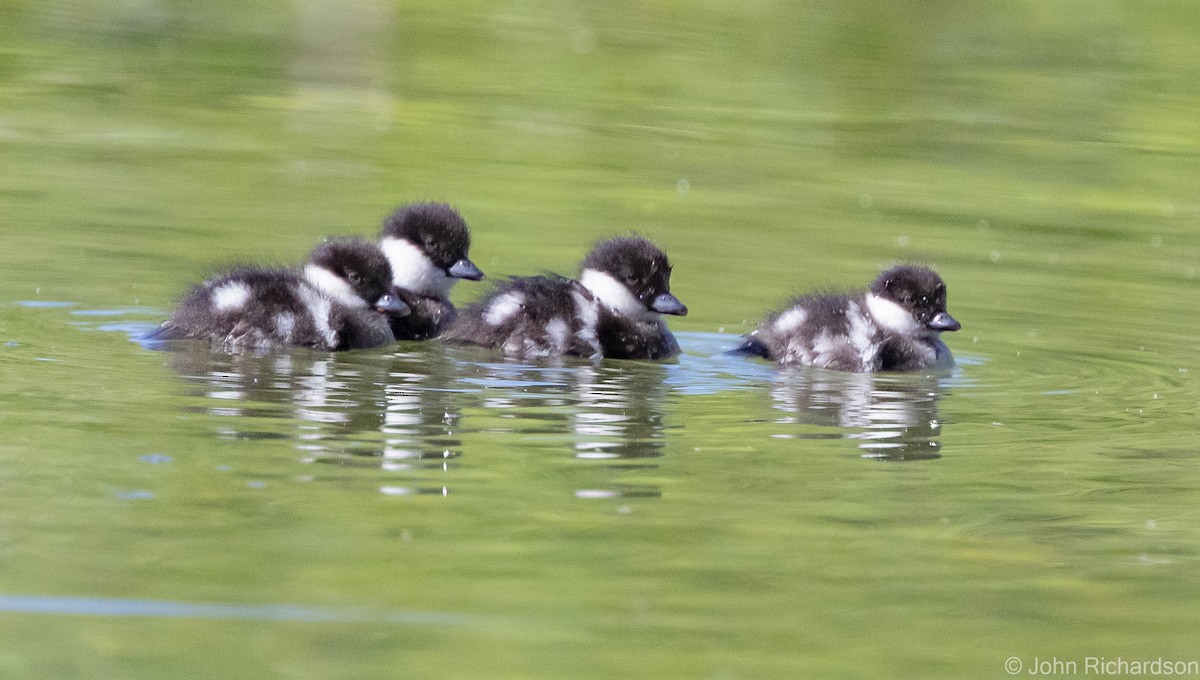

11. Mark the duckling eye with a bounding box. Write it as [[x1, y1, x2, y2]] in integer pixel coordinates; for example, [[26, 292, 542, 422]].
[[347, 271, 362, 285]]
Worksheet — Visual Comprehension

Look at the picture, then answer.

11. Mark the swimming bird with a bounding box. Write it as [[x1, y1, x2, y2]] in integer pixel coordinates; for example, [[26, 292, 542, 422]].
[[443, 236, 687, 360], [734, 265, 959, 371], [148, 237, 408, 352], [378, 202, 484, 340]]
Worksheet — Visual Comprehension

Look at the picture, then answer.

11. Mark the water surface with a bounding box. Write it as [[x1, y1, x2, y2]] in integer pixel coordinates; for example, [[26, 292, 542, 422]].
[[2, 1, 1200, 678]]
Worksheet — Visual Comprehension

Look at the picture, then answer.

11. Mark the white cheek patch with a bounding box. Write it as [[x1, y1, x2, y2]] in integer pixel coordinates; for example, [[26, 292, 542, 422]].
[[211, 281, 251, 311], [866, 294, 919, 334], [483, 291, 525, 326], [381, 237, 453, 299], [772, 307, 807, 335], [304, 264, 366, 309], [579, 269, 650, 320]]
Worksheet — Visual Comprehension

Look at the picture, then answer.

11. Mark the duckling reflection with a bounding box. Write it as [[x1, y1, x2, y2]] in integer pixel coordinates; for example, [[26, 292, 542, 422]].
[[769, 369, 946, 460], [455, 353, 669, 498], [378, 345, 465, 473], [160, 346, 468, 471], [572, 363, 668, 462], [162, 347, 393, 452]]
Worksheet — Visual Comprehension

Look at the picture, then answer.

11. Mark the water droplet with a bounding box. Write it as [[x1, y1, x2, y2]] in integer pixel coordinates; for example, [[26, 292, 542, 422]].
[[1150, 235, 1163, 248], [676, 178, 690, 195], [138, 453, 173, 464], [858, 193, 873, 209], [989, 251, 1001, 263], [895, 234, 909, 248]]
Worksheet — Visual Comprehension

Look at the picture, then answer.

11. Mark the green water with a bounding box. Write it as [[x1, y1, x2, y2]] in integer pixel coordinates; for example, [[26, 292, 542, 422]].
[[3, 1, 1200, 677]]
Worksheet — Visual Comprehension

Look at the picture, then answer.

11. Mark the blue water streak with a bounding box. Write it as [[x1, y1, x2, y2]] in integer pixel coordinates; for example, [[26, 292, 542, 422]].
[[0, 594, 474, 625]]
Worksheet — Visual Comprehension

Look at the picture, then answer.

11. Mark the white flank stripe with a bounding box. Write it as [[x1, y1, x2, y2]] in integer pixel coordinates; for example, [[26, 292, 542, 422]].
[[811, 329, 843, 368], [845, 302, 878, 367], [380, 237, 453, 298], [546, 318, 569, 350], [274, 312, 296, 341], [296, 283, 337, 349], [571, 289, 601, 355], [572, 290, 598, 330], [483, 292, 525, 326], [773, 307, 807, 334], [304, 264, 366, 308], [211, 281, 251, 311]]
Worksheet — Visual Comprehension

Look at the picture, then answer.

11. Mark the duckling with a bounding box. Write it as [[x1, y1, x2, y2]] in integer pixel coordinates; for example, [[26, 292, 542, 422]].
[[735, 265, 959, 372], [378, 202, 484, 340], [444, 236, 686, 360], [148, 237, 408, 352]]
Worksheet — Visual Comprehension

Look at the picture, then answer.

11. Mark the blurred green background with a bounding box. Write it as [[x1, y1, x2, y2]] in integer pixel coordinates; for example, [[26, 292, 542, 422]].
[[2, 1, 1199, 678]]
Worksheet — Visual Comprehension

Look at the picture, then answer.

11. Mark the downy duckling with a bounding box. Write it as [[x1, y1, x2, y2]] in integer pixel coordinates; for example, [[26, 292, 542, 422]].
[[443, 236, 686, 360], [149, 237, 408, 352], [378, 202, 484, 340], [735, 265, 959, 371]]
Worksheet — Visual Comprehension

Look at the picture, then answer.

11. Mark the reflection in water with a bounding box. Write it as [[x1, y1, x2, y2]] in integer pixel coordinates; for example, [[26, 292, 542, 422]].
[[161, 345, 463, 471], [572, 363, 668, 462], [155, 327, 948, 495], [456, 354, 671, 498], [769, 369, 947, 461], [379, 352, 465, 480], [158, 341, 672, 496]]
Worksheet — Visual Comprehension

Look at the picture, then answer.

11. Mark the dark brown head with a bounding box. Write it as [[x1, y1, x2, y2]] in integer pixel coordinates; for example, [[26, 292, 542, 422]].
[[869, 265, 959, 333], [579, 236, 686, 317], [379, 202, 483, 284], [307, 237, 408, 316]]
